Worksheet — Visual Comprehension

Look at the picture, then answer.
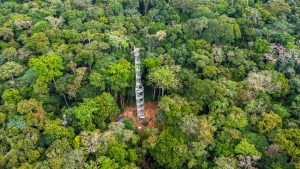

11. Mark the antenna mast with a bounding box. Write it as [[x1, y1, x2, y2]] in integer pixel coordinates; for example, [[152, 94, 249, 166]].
[[133, 46, 145, 119]]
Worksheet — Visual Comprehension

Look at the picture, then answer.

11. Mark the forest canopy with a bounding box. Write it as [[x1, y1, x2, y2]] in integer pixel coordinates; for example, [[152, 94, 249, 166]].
[[0, 0, 300, 168]]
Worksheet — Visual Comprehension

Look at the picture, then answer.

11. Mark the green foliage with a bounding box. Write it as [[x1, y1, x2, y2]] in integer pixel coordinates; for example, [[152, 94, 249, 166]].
[[211, 106, 248, 129], [203, 65, 221, 79], [187, 39, 212, 52], [123, 118, 136, 131], [29, 54, 63, 83], [235, 139, 262, 157], [143, 57, 162, 70], [0, 112, 6, 126], [2, 88, 22, 104], [148, 65, 181, 94], [254, 38, 271, 53], [257, 112, 282, 133], [45, 138, 71, 159], [142, 120, 149, 126], [247, 70, 290, 97], [73, 92, 119, 129], [18, 68, 36, 85], [0, 1, 299, 168], [225, 107, 248, 129], [268, 0, 291, 16], [29, 54, 63, 98], [67, 67, 87, 99], [2, 47, 18, 61], [106, 59, 132, 93], [150, 130, 189, 169], [275, 129, 300, 164], [158, 95, 192, 123], [214, 156, 238, 169], [183, 17, 208, 39], [25, 32, 50, 54], [128, 149, 138, 162], [43, 119, 75, 146], [0, 27, 14, 41], [201, 15, 241, 44], [108, 144, 127, 165], [93, 156, 119, 169], [32, 21, 52, 33], [0, 61, 25, 81], [75, 50, 95, 67], [188, 50, 214, 71], [6, 116, 26, 129], [243, 132, 268, 152], [291, 95, 300, 118], [89, 72, 105, 90], [272, 104, 291, 118]]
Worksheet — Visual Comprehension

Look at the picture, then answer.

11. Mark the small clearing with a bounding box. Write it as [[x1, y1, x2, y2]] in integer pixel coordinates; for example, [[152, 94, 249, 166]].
[[117, 102, 157, 131]]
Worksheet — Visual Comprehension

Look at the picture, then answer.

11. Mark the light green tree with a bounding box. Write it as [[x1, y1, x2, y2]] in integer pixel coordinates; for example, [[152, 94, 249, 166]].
[[89, 72, 105, 91], [257, 112, 282, 133], [25, 32, 50, 54], [2, 47, 18, 61], [148, 65, 181, 96], [67, 67, 87, 99], [106, 59, 132, 106], [29, 54, 64, 99], [158, 95, 192, 124], [235, 139, 262, 157], [2, 88, 23, 104], [214, 156, 238, 169], [74, 92, 119, 129], [275, 129, 300, 164], [254, 38, 271, 53], [0, 61, 25, 80], [150, 129, 189, 169], [29, 54, 63, 83]]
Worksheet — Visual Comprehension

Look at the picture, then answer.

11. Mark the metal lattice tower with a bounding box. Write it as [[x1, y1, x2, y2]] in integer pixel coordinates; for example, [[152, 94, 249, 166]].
[[133, 47, 145, 119]]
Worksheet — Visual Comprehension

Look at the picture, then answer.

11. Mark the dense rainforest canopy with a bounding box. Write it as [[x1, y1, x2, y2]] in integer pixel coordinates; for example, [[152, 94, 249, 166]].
[[0, 0, 300, 168]]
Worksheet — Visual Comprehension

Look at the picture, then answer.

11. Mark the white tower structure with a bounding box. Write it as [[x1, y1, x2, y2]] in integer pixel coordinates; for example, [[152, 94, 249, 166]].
[[133, 47, 145, 119]]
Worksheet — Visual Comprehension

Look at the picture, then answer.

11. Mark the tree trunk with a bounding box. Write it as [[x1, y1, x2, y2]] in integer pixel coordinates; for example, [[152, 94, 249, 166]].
[[162, 88, 164, 96], [63, 94, 69, 107], [291, 149, 294, 163], [120, 92, 122, 107], [153, 87, 156, 101], [88, 64, 92, 71], [53, 78, 69, 106], [140, 0, 152, 15], [114, 91, 118, 102], [52, 78, 57, 88], [120, 92, 124, 108], [143, 0, 148, 15], [131, 70, 134, 105], [158, 88, 161, 97]]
